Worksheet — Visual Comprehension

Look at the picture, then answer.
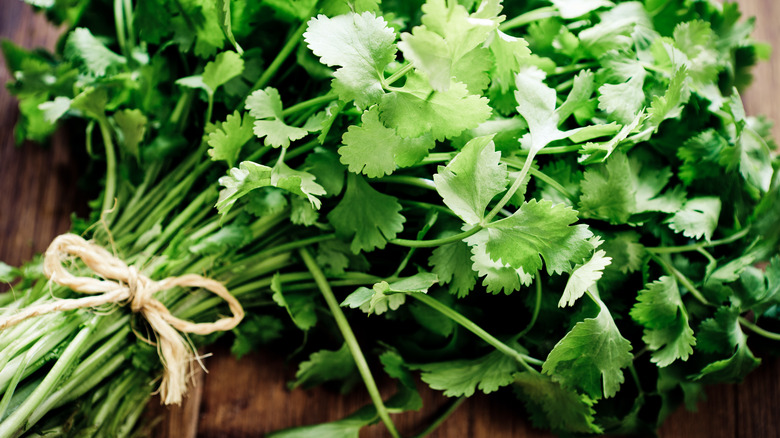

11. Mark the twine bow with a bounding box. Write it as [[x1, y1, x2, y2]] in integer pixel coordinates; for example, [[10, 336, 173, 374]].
[[0, 234, 244, 405]]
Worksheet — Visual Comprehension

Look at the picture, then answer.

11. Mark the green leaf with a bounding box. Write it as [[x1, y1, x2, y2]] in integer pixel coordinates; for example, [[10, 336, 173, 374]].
[[216, 161, 273, 216], [397, 0, 497, 91], [489, 30, 531, 92], [230, 314, 284, 358], [271, 273, 318, 331], [694, 306, 760, 383], [579, 150, 635, 223], [600, 231, 645, 274], [560, 250, 612, 307], [64, 28, 125, 76], [429, 240, 478, 298], [468, 229, 534, 295], [202, 50, 245, 92], [341, 273, 438, 315], [379, 72, 492, 141], [291, 197, 319, 226], [543, 298, 633, 399], [339, 107, 434, 177], [304, 12, 397, 108], [433, 135, 508, 225], [38, 96, 71, 124], [271, 161, 326, 209], [514, 372, 602, 434], [631, 276, 695, 367], [207, 111, 255, 167], [267, 406, 376, 438], [290, 343, 358, 391], [113, 109, 148, 161], [667, 197, 721, 241], [328, 174, 405, 253], [465, 199, 594, 276], [0, 262, 20, 283], [417, 349, 520, 397], [245, 88, 308, 148], [380, 351, 423, 411], [188, 224, 250, 255], [514, 69, 568, 153], [646, 67, 691, 129]]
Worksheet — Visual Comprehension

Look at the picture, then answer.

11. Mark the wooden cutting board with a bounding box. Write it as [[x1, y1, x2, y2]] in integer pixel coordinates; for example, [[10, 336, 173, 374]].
[[1, 1, 779, 436]]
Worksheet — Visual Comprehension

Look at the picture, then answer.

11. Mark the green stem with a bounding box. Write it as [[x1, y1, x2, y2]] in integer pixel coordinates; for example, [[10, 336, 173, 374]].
[[504, 157, 577, 202], [499, 7, 560, 32], [739, 317, 780, 341], [251, 20, 308, 92], [383, 63, 415, 87], [410, 293, 542, 371], [515, 273, 542, 339], [282, 94, 337, 118], [648, 253, 712, 307], [113, 0, 129, 60], [123, 0, 135, 49], [516, 145, 580, 155], [390, 225, 482, 248], [374, 175, 436, 191], [483, 151, 536, 223], [645, 227, 752, 254], [551, 62, 599, 76], [98, 118, 118, 219], [411, 397, 466, 438], [299, 249, 401, 438]]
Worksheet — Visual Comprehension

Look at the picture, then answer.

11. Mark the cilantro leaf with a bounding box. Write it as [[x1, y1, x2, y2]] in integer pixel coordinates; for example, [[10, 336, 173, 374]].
[[202, 50, 245, 92], [64, 28, 125, 76], [328, 174, 405, 253], [646, 67, 691, 129], [468, 230, 534, 295], [271, 161, 326, 209], [113, 109, 147, 161], [379, 72, 492, 141], [631, 276, 695, 367], [694, 306, 760, 383], [433, 135, 508, 225], [304, 12, 397, 108], [551, 0, 614, 19], [560, 250, 612, 307], [207, 111, 254, 167], [543, 297, 633, 398], [417, 349, 520, 397], [216, 161, 272, 216], [341, 273, 438, 315], [290, 343, 358, 391], [339, 107, 434, 177], [271, 274, 318, 331], [465, 199, 594, 276], [231, 314, 283, 359], [514, 69, 568, 153], [667, 197, 721, 241], [245, 87, 308, 148], [514, 372, 602, 434], [429, 240, 478, 298], [488, 31, 531, 92]]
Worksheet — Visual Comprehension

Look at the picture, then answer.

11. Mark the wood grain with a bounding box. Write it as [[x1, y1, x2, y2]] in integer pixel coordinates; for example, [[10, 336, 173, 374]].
[[0, 1, 778, 437]]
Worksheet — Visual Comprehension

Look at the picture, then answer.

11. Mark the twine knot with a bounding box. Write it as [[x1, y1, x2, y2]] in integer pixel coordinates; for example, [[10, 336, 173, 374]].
[[0, 234, 244, 405]]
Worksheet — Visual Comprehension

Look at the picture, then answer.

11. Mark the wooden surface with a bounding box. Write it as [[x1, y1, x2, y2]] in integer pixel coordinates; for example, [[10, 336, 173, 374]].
[[1, 1, 779, 437]]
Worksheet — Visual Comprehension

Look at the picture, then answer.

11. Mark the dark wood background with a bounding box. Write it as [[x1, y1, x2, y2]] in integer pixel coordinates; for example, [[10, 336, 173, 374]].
[[1, 1, 779, 436]]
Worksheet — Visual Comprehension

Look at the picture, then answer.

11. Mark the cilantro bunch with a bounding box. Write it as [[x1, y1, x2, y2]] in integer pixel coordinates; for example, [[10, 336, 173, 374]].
[[3, 0, 780, 436]]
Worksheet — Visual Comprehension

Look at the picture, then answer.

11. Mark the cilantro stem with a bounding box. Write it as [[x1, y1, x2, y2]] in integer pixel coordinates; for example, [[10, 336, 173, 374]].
[[499, 7, 560, 32], [97, 118, 118, 220], [299, 248, 401, 438], [550, 62, 599, 77], [398, 200, 459, 218], [419, 152, 455, 165], [383, 63, 415, 87], [282, 94, 337, 118], [483, 151, 536, 224], [410, 293, 542, 372], [374, 175, 436, 191], [113, 0, 129, 60], [251, 20, 308, 92], [645, 227, 752, 254], [516, 145, 580, 155], [390, 225, 481, 248], [647, 253, 712, 307], [738, 317, 780, 341], [504, 157, 577, 202], [515, 273, 543, 339], [411, 396, 466, 438]]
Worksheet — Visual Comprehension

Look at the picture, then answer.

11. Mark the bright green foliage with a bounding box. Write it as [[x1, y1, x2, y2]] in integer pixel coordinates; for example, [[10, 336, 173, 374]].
[[245, 88, 308, 148], [216, 161, 272, 215], [560, 250, 612, 307], [202, 51, 245, 92], [272, 273, 318, 331], [379, 72, 492, 141], [304, 12, 397, 108], [417, 349, 520, 397], [113, 109, 147, 161], [339, 107, 434, 177], [694, 306, 760, 383], [207, 111, 254, 167], [429, 240, 477, 298], [188, 224, 250, 255], [466, 199, 594, 276], [468, 229, 534, 295], [433, 135, 507, 225], [667, 197, 721, 241], [514, 70, 568, 153], [397, 0, 498, 91], [543, 298, 633, 399], [341, 273, 438, 315], [514, 372, 602, 434], [64, 28, 125, 76], [551, 0, 613, 19], [631, 276, 695, 367], [328, 174, 405, 253], [646, 67, 691, 129], [271, 161, 326, 209]]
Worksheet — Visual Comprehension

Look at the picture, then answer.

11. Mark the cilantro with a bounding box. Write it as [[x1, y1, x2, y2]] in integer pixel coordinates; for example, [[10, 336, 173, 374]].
[[245, 88, 309, 148], [417, 349, 520, 397]]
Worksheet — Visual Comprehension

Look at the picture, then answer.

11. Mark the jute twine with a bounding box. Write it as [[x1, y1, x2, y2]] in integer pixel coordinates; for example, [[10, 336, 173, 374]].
[[0, 234, 244, 405]]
